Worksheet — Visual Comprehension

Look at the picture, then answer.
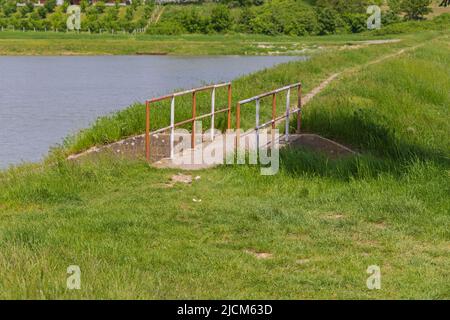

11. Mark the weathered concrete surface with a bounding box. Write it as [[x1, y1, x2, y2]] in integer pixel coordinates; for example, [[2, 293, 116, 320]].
[[68, 131, 355, 170], [67, 133, 185, 163], [152, 133, 355, 170]]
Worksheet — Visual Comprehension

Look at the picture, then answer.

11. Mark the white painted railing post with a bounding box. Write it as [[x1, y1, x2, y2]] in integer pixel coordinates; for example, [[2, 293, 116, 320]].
[[285, 88, 291, 142], [170, 96, 175, 159], [211, 87, 215, 141], [255, 98, 260, 148]]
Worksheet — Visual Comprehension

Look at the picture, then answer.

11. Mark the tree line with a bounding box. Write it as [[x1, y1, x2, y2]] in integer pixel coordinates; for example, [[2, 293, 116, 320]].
[[0, 0, 436, 34]]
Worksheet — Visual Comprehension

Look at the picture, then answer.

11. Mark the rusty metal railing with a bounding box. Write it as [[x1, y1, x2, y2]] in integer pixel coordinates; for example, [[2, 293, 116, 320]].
[[145, 82, 232, 161], [236, 82, 302, 147]]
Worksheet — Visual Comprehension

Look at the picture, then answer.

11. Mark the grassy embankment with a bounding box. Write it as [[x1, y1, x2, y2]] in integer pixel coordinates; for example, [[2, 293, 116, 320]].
[[0, 30, 401, 55], [0, 25, 449, 298]]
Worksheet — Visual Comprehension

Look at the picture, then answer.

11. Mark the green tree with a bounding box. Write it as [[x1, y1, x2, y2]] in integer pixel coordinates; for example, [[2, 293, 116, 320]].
[[36, 6, 48, 19], [2, 1, 17, 17], [210, 5, 232, 32], [315, 0, 372, 14], [181, 8, 209, 33], [94, 1, 106, 14], [80, 0, 89, 13], [44, 0, 57, 14], [48, 8, 66, 30], [316, 6, 340, 35], [342, 13, 367, 33], [400, 0, 432, 20], [125, 6, 134, 21], [388, 0, 402, 13], [237, 6, 255, 32]]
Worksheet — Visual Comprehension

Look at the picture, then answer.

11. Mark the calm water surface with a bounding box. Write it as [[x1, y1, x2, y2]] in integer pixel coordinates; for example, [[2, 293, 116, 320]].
[[0, 55, 303, 168]]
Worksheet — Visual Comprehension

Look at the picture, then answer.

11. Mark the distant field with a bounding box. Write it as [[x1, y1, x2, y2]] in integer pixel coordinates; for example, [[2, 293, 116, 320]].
[[0, 30, 401, 56], [0, 12, 448, 56]]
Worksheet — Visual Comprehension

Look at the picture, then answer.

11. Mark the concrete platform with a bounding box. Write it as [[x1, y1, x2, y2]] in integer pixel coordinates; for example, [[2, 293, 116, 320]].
[[68, 131, 355, 170]]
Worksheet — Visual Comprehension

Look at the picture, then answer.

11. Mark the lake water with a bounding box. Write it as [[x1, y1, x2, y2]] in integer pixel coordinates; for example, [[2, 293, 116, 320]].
[[0, 55, 302, 168]]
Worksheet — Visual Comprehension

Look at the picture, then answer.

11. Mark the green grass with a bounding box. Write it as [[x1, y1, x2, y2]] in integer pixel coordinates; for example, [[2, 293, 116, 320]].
[[65, 31, 442, 155], [0, 29, 392, 56], [0, 31, 449, 299], [0, 13, 448, 56]]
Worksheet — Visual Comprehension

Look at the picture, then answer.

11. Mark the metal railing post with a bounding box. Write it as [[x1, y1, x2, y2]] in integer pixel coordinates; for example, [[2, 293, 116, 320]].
[[236, 102, 241, 150], [170, 96, 175, 159], [285, 88, 291, 142], [210, 87, 215, 141], [272, 93, 276, 145], [272, 94, 276, 130], [144, 82, 232, 162], [297, 84, 302, 134], [192, 91, 196, 148], [227, 84, 232, 130], [255, 98, 260, 148], [145, 101, 150, 162]]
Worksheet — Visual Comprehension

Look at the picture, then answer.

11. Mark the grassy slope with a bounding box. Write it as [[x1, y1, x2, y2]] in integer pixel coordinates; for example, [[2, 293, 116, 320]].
[[0, 31, 449, 298], [65, 30, 439, 154]]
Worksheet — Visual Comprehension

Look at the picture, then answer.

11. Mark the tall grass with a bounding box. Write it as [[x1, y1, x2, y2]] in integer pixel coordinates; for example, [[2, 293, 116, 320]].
[[0, 32, 449, 299]]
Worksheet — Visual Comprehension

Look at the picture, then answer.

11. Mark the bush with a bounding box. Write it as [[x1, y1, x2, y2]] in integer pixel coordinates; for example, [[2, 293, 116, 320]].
[[179, 8, 211, 33], [315, 0, 374, 14], [44, 0, 57, 13], [248, 0, 318, 36], [48, 8, 66, 31], [210, 5, 233, 32], [147, 20, 186, 35], [316, 6, 341, 35], [400, 0, 432, 20], [342, 13, 368, 33], [236, 6, 255, 32], [382, 10, 401, 26], [2, 1, 17, 17]]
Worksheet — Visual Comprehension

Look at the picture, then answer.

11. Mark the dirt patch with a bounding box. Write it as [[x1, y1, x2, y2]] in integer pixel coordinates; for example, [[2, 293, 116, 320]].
[[244, 249, 273, 259], [338, 39, 402, 51], [325, 213, 346, 220], [171, 173, 193, 184], [371, 221, 388, 230], [296, 258, 311, 265]]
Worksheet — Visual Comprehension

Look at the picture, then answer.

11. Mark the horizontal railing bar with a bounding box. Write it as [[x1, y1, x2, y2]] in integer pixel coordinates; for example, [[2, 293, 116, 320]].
[[151, 126, 172, 135], [238, 83, 301, 105], [148, 107, 230, 135], [147, 82, 231, 103], [174, 118, 194, 127], [255, 106, 301, 130]]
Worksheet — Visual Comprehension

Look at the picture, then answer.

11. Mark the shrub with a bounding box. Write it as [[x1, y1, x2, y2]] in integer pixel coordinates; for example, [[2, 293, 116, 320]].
[[315, 0, 374, 14], [248, 0, 318, 36], [44, 0, 57, 13], [400, 0, 432, 20], [342, 13, 368, 33], [210, 5, 233, 32], [147, 20, 186, 35], [382, 10, 401, 26], [179, 8, 210, 33], [2, 1, 17, 17], [48, 8, 66, 31], [316, 6, 341, 35], [236, 6, 255, 32]]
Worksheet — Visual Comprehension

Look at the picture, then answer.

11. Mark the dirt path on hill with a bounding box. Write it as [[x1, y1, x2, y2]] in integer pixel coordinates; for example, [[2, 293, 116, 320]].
[[302, 44, 423, 106]]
